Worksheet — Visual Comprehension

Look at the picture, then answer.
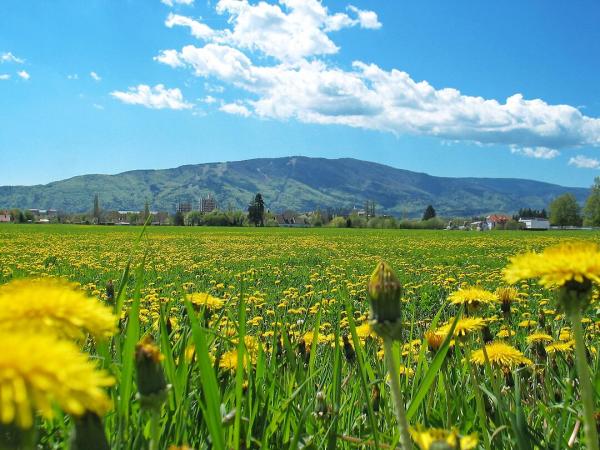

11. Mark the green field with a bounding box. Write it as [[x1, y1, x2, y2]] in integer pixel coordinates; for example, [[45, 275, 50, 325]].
[[0, 224, 598, 449]]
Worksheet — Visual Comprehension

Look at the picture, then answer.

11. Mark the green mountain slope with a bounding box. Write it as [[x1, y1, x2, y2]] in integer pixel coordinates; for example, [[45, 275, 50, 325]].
[[0, 156, 589, 217]]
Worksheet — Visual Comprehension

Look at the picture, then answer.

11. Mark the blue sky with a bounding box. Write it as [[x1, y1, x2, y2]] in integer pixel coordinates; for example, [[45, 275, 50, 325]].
[[1, 0, 600, 187]]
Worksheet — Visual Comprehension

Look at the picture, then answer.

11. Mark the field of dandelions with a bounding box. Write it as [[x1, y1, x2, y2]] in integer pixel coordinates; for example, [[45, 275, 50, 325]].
[[0, 224, 599, 450]]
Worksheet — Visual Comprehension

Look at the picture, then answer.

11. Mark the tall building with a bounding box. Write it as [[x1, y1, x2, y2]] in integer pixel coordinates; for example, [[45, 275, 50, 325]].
[[200, 194, 217, 213], [177, 201, 192, 213]]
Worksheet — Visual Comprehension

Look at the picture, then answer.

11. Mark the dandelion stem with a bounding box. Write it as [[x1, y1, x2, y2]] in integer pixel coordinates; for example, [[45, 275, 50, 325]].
[[570, 311, 599, 450], [149, 408, 161, 450], [383, 338, 413, 450]]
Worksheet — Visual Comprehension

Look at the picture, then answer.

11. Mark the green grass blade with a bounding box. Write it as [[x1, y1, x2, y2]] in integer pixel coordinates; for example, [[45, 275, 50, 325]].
[[406, 309, 461, 421], [185, 300, 225, 450]]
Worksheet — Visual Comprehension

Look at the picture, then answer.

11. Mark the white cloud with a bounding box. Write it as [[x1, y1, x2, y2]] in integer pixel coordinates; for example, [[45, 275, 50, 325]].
[[204, 82, 225, 93], [202, 95, 217, 104], [161, 0, 194, 6], [110, 84, 192, 110], [90, 71, 101, 81], [220, 102, 251, 117], [67, 74, 79, 80], [0, 74, 10, 80], [152, 0, 600, 151], [17, 70, 30, 80], [1, 52, 24, 64], [568, 155, 600, 169], [165, 13, 215, 40], [510, 146, 560, 159], [154, 49, 185, 68], [93, 103, 105, 110], [164, 0, 380, 62], [347, 5, 382, 29]]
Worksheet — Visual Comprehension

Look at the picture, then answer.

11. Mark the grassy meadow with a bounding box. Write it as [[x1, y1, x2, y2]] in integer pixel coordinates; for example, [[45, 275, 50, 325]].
[[0, 224, 599, 449]]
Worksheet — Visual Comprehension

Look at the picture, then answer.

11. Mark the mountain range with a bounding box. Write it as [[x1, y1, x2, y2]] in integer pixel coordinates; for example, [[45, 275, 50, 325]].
[[0, 156, 589, 217]]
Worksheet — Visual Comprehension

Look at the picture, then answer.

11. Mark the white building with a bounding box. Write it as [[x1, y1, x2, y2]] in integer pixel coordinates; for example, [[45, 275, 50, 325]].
[[0, 210, 11, 222], [519, 218, 550, 230]]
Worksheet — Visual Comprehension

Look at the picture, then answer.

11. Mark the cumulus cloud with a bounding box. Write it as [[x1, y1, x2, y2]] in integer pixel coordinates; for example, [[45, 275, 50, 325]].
[[0, 74, 10, 80], [220, 102, 251, 117], [151, 0, 600, 152], [568, 155, 600, 169], [161, 0, 194, 6], [347, 5, 382, 29], [165, 13, 215, 40], [90, 71, 101, 81], [164, 0, 381, 62], [1, 52, 24, 64], [17, 70, 30, 80], [110, 84, 192, 110], [510, 146, 560, 159]]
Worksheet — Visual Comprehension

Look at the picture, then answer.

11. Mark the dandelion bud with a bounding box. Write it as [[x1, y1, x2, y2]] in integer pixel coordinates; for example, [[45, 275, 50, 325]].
[[69, 412, 110, 450], [558, 278, 592, 317], [371, 385, 381, 412], [538, 312, 546, 328], [342, 334, 356, 363], [135, 335, 168, 410], [367, 261, 403, 340], [314, 391, 329, 420], [105, 280, 114, 303], [481, 326, 493, 343], [297, 338, 309, 364]]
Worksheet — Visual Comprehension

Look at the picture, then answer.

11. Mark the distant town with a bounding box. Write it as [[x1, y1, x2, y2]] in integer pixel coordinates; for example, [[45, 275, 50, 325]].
[[1, 187, 596, 231]]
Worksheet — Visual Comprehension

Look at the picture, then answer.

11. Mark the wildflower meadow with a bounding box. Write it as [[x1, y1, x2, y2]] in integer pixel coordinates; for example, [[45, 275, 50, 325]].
[[0, 224, 598, 449]]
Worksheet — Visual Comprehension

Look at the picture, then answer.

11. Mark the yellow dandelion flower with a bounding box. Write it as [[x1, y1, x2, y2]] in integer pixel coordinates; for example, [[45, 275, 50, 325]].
[[448, 287, 497, 308], [219, 350, 240, 371], [219, 349, 256, 372], [526, 333, 553, 344], [188, 293, 224, 310], [437, 317, 487, 338], [410, 426, 478, 450], [545, 340, 575, 354], [496, 287, 519, 303], [559, 329, 573, 341], [518, 320, 537, 328], [503, 242, 600, 288], [0, 278, 116, 340], [0, 332, 114, 429], [471, 342, 532, 369], [355, 322, 375, 340], [496, 328, 515, 338]]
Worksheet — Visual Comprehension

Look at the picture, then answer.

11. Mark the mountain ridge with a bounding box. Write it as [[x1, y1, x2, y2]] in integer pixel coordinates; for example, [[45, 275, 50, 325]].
[[0, 156, 589, 217]]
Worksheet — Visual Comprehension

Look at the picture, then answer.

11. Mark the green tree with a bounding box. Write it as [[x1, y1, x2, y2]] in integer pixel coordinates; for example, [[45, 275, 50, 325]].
[[583, 177, 600, 227], [310, 211, 323, 227], [422, 205, 436, 221], [142, 200, 151, 224], [549, 193, 582, 227], [93, 194, 101, 224], [173, 211, 185, 226], [185, 211, 204, 226], [248, 193, 265, 227]]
